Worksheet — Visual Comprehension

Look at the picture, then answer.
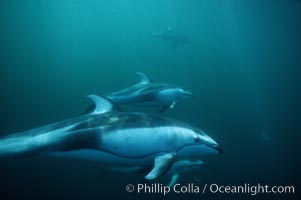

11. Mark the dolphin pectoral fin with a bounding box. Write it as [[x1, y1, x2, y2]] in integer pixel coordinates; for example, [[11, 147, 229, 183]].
[[158, 101, 177, 113], [170, 101, 177, 109], [86, 95, 121, 114], [145, 153, 176, 180], [136, 72, 152, 84], [168, 174, 180, 187]]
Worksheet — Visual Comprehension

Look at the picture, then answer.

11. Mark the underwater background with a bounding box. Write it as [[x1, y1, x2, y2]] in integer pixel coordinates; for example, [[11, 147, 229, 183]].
[[0, 0, 300, 199]]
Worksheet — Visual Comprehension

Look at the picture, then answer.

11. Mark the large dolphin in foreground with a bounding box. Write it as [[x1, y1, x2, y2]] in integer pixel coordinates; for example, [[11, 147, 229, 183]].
[[152, 28, 190, 48], [104, 72, 193, 113], [0, 95, 221, 180]]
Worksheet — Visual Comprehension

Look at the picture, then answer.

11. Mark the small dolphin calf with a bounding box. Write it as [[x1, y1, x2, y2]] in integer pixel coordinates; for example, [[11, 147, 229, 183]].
[[0, 95, 221, 181], [152, 27, 189, 48], [166, 160, 204, 187], [105, 72, 193, 113]]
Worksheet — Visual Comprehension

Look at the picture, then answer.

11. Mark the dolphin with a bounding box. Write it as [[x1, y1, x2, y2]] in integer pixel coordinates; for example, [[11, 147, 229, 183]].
[[166, 160, 204, 187], [0, 95, 221, 180], [152, 27, 189, 48], [101, 72, 193, 113]]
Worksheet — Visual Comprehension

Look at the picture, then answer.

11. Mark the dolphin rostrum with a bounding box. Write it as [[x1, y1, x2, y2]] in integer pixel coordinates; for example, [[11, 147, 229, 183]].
[[0, 95, 221, 180], [103, 72, 193, 113]]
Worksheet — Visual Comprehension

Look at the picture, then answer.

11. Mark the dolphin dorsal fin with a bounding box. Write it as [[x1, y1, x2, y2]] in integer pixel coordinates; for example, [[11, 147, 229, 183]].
[[87, 95, 120, 114], [136, 72, 152, 85]]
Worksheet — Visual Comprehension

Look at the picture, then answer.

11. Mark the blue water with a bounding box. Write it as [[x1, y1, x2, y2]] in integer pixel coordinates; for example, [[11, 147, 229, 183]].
[[0, 0, 300, 199]]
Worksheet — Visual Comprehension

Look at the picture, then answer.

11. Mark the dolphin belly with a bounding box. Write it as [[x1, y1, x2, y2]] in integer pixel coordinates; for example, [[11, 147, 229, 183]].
[[99, 126, 188, 158]]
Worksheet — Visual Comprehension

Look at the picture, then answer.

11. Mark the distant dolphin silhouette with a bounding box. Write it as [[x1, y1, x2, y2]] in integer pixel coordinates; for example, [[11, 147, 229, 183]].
[[152, 28, 189, 48], [0, 95, 222, 181], [260, 132, 272, 142]]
